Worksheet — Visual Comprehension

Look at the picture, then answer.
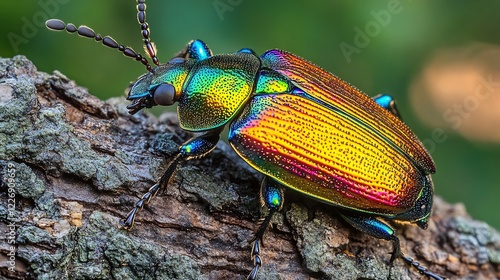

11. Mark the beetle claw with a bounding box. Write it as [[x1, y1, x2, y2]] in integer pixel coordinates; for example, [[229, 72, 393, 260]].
[[247, 238, 262, 280]]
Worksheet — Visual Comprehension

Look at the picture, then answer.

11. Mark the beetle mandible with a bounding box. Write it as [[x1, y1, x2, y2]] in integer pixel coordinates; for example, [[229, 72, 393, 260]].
[[45, 1, 444, 279]]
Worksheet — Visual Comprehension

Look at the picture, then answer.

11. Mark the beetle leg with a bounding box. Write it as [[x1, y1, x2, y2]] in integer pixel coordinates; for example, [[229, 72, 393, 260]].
[[173, 39, 213, 60], [373, 94, 402, 120], [247, 178, 284, 280], [338, 211, 444, 280], [120, 129, 221, 230], [237, 48, 258, 56]]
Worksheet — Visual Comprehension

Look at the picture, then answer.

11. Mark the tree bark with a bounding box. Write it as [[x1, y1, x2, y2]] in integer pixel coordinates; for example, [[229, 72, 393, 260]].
[[0, 56, 499, 279]]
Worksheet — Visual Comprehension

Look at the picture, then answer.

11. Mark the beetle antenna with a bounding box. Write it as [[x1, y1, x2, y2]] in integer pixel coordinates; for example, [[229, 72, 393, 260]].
[[137, 0, 159, 66], [45, 19, 154, 73]]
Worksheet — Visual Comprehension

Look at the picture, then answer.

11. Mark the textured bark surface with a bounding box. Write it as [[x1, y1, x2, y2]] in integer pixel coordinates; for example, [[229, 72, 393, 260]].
[[0, 56, 499, 279]]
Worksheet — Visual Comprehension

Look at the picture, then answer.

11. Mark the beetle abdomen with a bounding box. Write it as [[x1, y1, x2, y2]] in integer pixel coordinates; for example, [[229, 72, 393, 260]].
[[229, 94, 424, 215], [261, 50, 435, 174]]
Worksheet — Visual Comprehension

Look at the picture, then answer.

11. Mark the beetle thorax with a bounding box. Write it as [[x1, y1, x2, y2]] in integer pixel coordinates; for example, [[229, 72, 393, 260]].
[[177, 53, 261, 131]]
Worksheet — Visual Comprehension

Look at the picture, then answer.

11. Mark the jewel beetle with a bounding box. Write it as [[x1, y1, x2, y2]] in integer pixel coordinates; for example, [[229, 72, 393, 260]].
[[45, 1, 444, 279]]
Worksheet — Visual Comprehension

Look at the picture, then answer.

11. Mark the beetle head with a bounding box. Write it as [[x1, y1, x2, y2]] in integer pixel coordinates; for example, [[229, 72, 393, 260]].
[[126, 57, 196, 114]]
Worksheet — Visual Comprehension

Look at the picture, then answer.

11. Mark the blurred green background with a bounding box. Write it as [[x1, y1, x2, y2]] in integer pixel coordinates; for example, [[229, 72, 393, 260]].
[[1, 1, 499, 229]]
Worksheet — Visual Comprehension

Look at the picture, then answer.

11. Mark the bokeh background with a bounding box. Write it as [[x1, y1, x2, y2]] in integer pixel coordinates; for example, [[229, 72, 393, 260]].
[[1, 1, 499, 229]]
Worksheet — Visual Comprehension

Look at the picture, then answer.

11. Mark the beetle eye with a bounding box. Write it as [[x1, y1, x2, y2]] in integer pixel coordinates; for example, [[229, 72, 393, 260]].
[[153, 83, 176, 106]]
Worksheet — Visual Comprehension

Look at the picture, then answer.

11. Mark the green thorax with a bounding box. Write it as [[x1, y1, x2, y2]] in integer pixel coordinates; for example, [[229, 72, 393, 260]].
[[178, 52, 261, 131]]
